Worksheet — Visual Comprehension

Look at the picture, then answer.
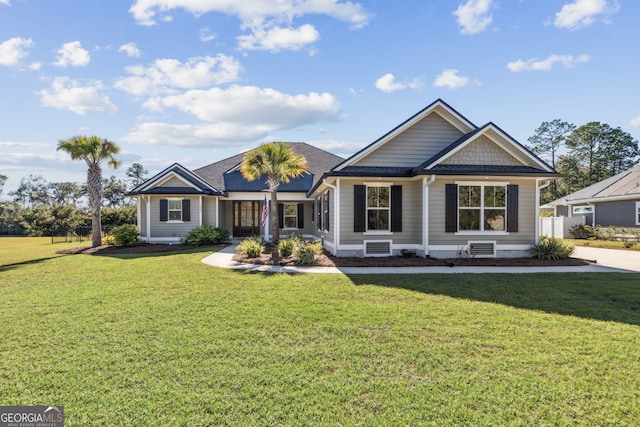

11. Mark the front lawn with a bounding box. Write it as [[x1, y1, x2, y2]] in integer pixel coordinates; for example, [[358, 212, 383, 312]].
[[1, 239, 639, 425]]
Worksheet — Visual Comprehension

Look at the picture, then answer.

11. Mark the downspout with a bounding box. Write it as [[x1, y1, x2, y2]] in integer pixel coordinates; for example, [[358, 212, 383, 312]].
[[536, 179, 551, 243], [323, 179, 338, 256], [423, 175, 436, 257]]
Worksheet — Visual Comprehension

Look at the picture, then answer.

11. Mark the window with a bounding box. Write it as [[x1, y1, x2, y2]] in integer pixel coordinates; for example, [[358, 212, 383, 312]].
[[323, 191, 330, 231], [636, 202, 640, 225], [367, 185, 390, 231], [283, 203, 297, 228], [168, 199, 182, 221], [573, 206, 593, 214], [458, 185, 506, 231]]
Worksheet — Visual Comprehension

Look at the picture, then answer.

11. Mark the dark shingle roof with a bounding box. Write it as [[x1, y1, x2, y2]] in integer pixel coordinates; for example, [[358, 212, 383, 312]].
[[193, 143, 343, 193], [334, 166, 416, 177], [138, 187, 218, 195], [427, 164, 560, 176]]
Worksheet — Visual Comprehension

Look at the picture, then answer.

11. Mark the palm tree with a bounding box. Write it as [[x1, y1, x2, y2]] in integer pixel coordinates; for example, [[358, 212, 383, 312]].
[[241, 142, 307, 247], [57, 136, 121, 247]]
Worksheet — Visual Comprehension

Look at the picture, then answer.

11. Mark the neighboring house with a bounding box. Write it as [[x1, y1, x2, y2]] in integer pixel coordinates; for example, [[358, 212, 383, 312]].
[[546, 164, 640, 228], [131, 99, 558, 258]]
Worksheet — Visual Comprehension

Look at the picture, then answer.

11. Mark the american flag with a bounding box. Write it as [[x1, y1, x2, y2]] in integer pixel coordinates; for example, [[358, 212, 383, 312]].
[[261, 195, 269, 227]]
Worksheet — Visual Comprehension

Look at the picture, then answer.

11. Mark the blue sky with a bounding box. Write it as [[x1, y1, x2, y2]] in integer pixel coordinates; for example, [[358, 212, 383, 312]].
[[1, 0, 639, 197]]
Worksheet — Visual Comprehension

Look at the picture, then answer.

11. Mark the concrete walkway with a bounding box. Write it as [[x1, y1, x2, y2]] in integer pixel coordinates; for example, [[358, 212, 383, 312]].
[[201, 244, 634, 274], [573, 246, 640, 273]]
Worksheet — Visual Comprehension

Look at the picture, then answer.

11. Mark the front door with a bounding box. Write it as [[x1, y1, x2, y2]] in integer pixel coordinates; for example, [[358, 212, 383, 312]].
[[233, 201, 260, 237]]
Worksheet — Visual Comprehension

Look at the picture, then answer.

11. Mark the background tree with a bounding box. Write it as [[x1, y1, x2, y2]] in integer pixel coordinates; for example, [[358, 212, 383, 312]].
[[57, 136, 121, 247], [566, 122, 639, 187], [126, 163, 148, 189], [9, 175, 51, 208], [527, 120, 575, 202], [102, 175, 129, 207], [0, 174, 7, 198], [49, 182, 85, 206], [240, 142, 307, 253]]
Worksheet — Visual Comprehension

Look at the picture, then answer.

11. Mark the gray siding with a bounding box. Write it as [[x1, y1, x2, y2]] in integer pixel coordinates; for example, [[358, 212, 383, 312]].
[[338, 178, 423, 245], [160, 176, 191, 187], [353, 113, 464, 167], [595, 200, 640, 227], [442, 135, 522, 166], [429, 178, 537, 246], [149, 195, 201, 239], [202, 196, 218, 227]]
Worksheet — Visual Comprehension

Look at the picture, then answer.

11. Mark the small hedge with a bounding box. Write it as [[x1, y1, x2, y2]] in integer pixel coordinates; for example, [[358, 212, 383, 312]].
[[111, 224, 140, 246], [182, 225, 230, 246], [531, 237, 575, 260], [236, 237, 264, 258]]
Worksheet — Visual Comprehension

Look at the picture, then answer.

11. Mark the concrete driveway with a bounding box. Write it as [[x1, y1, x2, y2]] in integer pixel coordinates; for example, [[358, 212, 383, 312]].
[[572, 246, 640, 272]]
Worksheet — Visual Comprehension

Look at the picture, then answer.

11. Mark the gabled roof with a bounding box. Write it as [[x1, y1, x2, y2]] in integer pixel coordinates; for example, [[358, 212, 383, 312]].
[[334, 99, 476, 171], [194, 142, 343, 193], [420, 122, 554, 173], [130, 163, 223, 196], [548, 164, 640, 206]]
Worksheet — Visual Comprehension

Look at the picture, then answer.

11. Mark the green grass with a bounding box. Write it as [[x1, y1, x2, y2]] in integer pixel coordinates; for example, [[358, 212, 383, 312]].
[[1, 238, 639, 425]]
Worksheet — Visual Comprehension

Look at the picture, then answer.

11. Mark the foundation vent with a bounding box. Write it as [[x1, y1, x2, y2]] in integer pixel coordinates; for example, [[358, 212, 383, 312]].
[[365, 240, 391, 257], [468, 241, 496, 257]]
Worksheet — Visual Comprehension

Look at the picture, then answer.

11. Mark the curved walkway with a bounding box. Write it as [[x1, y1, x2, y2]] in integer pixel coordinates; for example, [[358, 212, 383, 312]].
[[201, 244, 635, 274]]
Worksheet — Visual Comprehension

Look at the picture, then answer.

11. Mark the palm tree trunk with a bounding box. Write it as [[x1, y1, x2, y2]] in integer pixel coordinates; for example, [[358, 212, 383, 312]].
[[87, 163, 103, 247], [269, 189, 280, 264]]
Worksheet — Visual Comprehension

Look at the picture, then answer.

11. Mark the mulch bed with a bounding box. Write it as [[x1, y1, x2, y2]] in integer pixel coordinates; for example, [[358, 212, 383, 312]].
[[58, 243, 591, 267]]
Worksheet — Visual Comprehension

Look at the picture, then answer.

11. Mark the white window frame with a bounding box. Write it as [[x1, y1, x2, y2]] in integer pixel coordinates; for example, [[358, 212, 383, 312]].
[[455, 181, 508, 235], [365, 183, 391, 234], [282, 203, 298, 229], [323, 191, 330, 232], [167, 198, 183, 223], [636, 202, 640, 226], [573, 206, 593, 214]]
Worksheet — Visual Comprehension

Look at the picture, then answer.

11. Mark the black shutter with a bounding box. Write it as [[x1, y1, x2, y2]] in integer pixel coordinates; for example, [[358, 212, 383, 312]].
[[182, 200, 191, 222], [297, 203, 304, 228], [311, 201, 315, 223], [159, 199, 168, 222], [507, 185, 518, 232], [445, 184, 458, 232], [278, 203, 284, 228], [391, 185, 402, 232], [354, 185, 366, 232]]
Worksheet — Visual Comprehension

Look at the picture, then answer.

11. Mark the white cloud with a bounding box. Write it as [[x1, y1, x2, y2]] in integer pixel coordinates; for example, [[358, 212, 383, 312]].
[[0, 37, 34, 67], [237, 24, 319, 52], [433, 69, 472, 89], [53, 41, 90, 67], [554, 0, 619, 30], [114, 54, 242, 96], [119, 42, 141, 58], [374, 73, 422, 93], [507, 54, 590, 72], [630, 113, 640, 129], [28, 62, 42, 70], [129, 0, 371, 29], [199, 27, 216, 42], [0, 1, 11, 6], [453, 0, 493, 35], [37, 77, 118, 115], [124, 85, 341, 146]]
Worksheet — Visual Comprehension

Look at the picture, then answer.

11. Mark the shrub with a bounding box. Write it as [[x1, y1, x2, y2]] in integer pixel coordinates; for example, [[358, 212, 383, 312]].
[[102, 234, 116, 245], [531, 237, 575, 260], [294, 242, 316, 265], [236, 237, 264, 258], [111, 224, 139, 246], [569, 224, 595, 239], [293, 240, 321, 265], [277, 237, 296, 257], [182, 225, 230, 246]]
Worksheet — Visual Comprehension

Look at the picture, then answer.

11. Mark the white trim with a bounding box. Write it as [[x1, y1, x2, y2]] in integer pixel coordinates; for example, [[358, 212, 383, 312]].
[[364, 181, 394, 186], [363, 231, 393, 236], [199, 195, 203, 226], [636, 201, 640, 225], [456, 180, 509, 186], [335, 100, 475, 171], [215, 197, 219, 227], [455, 231, 508, 236], [135, 163, 220, 194], [146, 195, 151, 240], [423, 175, 436, 255], [223, 192, 307, 201], [428, 244, 531, 251]]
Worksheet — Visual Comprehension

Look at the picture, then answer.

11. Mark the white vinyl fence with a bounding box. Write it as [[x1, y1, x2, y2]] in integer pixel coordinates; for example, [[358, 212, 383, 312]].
[[539, 216, 585, 239]]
